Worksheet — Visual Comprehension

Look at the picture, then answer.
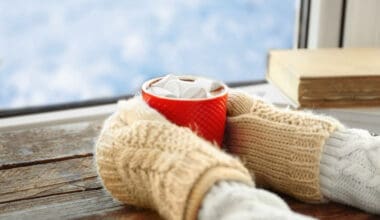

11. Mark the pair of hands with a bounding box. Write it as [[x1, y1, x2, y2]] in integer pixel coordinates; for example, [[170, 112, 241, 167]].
[[95, 89, 256, 220], [102, 89, 256, 148], [96, 90, 380, 216]]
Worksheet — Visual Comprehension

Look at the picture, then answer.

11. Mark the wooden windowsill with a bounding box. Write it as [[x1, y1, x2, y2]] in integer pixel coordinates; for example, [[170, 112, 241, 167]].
[[0, 83, 378, 219]]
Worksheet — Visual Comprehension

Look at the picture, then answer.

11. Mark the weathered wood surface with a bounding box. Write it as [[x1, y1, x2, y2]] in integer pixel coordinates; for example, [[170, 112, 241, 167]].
[[0, 157, 99, 203], [284, 195, 379, 220], [0, 120, 102, 168], [0, 189, 161, 220], [0, 117, 378, 219]]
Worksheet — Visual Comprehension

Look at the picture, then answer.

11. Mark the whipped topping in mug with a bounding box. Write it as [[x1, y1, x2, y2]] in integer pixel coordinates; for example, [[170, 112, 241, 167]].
[[147, 75, 224, 99]]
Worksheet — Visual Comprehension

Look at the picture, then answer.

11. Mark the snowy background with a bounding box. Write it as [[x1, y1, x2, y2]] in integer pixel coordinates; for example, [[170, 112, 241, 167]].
[[0, 0, 295, 109]]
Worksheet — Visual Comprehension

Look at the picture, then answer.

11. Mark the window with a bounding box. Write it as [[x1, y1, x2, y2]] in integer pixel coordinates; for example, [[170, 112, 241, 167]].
[[305, 0, 380, 48], [0, 0, 296, 110]]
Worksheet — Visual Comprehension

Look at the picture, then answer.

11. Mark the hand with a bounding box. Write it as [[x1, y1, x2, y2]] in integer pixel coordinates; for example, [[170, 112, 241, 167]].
[[224, 89, 341, 203], [95, 96, 253, 220]]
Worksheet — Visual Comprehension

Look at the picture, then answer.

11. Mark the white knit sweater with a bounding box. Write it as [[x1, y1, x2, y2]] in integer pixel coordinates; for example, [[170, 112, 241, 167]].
[[199, 181, 314, 220], [320, 128, 380, 214]]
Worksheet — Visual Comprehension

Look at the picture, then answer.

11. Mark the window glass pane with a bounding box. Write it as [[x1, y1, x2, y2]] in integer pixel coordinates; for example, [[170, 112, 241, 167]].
[[0, 0, 296, 109]]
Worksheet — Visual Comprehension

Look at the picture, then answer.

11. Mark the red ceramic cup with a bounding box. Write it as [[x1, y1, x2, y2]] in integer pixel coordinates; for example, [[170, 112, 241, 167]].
[[141, 76, 228, 147]]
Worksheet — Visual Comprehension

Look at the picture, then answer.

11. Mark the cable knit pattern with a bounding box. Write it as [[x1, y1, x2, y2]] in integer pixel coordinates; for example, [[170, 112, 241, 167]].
[[320, 129, 380, 214], [225, 90, 342, 203], [95, 97, 254, 220]]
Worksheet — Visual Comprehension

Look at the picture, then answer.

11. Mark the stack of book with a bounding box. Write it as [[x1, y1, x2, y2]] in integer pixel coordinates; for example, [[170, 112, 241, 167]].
[[266, 48, 380, 108], [265, 48, 380, 134]]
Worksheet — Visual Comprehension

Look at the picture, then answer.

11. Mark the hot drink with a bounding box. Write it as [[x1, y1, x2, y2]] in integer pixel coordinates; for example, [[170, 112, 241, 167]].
[[142, 75, 228, 147]]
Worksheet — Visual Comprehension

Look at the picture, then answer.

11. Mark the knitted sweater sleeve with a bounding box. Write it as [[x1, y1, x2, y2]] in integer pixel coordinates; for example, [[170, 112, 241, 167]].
[[198, 181, 314, 220], [320, 128, 380, 214]]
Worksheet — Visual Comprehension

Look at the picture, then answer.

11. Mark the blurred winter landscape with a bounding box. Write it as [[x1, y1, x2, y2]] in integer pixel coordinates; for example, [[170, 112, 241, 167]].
[[0, 0, 295, 108]]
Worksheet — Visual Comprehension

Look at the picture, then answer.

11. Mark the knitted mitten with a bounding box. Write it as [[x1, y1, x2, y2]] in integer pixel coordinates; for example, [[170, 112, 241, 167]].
[[95, 97, 253, 220], [321, 128, 380, 214], [224, 90, 343, 203]]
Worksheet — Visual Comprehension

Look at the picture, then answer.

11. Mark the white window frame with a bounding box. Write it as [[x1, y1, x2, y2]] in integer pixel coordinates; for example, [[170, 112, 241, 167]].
[[0, 104, 116, 132], [307, 0, 344, 48], [302, 0, 380, 48], [343, 0, 380, 47]]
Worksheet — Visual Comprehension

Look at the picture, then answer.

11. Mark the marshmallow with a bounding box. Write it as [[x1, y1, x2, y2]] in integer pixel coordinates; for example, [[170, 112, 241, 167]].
[[147, 75, 223, 99], [153, 74, 178, 88], [182, 87, 207, 99], [149, 87, 177, 98], [194, 78, 221, 92], [164, 80, 181, 97]]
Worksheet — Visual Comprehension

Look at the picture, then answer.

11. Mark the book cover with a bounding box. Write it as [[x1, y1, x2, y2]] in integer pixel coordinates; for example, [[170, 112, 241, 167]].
[[266, 48, 380, 108]]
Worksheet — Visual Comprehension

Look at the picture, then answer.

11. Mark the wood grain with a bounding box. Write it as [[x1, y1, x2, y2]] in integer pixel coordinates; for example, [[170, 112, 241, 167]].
[[0, 157, 99, 203], [79, 206, 163, 220], [0, 189, 161, 220], [284, 195, 378, 220], [0, 120, 102, 168]]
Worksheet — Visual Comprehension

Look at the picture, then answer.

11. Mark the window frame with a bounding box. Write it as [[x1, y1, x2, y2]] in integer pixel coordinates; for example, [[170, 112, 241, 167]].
[[301, 0, 380, 48], [342, 0, 380, 47], [0, 80, 265, 118], [0, 80, 266, 130], [296, 0, 345, 48], [5, 0, 376, 119]]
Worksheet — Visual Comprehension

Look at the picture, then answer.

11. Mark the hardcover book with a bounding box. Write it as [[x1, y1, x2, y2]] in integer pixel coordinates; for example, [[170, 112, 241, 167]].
[[266, 48, 380, 108]]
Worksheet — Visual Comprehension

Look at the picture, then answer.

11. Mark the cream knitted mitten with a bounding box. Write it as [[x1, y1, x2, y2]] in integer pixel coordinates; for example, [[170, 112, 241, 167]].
[[225, 90, 343, 203], [95, 97, 253, 220], [321, 128, 380, 214]]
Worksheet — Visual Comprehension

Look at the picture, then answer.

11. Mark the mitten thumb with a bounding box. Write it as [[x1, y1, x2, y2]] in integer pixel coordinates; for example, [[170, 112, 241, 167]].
[[117, 96, 169, 125], [227, 89, 260, 116]]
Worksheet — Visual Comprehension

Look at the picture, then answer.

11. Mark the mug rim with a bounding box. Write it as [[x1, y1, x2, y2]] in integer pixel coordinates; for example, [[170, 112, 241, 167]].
[[142, 75, 228, 101]]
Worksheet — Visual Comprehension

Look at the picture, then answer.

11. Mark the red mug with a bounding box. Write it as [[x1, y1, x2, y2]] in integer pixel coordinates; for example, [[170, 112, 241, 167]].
[[141, 76, 228, 147]]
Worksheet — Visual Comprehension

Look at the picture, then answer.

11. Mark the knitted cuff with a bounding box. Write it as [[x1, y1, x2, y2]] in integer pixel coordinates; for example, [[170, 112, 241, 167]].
[[198, 181, 314, 220], [320, 129, 380, 214], [225, 90, 342, 203], [96, 117, 253, 220]]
